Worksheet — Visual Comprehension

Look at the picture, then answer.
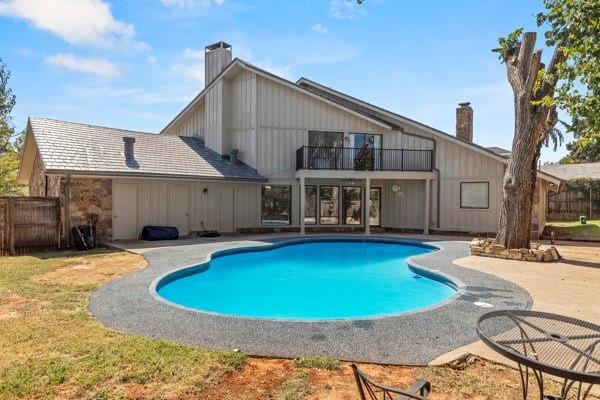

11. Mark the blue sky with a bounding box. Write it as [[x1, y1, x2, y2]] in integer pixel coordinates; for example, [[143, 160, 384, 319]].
[[0, 0, 568, 162]]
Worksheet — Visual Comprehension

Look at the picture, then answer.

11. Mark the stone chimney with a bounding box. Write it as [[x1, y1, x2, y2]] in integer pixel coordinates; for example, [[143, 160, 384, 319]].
[[205, 41, 232, 86], [456, 102, 473, 142]]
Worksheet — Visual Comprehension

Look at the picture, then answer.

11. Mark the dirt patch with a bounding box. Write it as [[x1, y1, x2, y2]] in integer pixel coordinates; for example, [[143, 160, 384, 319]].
[[31, 251, 147, 286], [199, 358, 295, 400], [194, 356, 586, 400], [0, 294, 46, 320]]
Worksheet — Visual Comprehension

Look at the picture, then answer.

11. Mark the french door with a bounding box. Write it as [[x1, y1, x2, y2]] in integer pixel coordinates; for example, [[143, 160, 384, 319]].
[[369, 188, 381, 227]]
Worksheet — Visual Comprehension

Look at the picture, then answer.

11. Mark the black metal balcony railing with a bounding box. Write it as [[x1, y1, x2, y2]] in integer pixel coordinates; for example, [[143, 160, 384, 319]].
[[296, 146, 433, 172]]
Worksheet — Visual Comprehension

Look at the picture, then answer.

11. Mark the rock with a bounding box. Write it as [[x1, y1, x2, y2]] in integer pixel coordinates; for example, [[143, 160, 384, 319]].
[[542, 252, 554, 262], [550, 247, 560, 261]]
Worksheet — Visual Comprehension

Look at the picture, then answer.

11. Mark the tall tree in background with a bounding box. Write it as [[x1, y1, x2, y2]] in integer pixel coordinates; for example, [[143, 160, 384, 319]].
[[0, 58, 24, 195], [494, 0, 599, 248], [493, 29, 564, 249], [545, 0, 600, 163]]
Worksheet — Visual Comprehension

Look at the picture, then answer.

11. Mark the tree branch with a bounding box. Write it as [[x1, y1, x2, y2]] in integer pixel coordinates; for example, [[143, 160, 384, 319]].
[[537, 44, 566, 99], [516, 32, 537, 91]]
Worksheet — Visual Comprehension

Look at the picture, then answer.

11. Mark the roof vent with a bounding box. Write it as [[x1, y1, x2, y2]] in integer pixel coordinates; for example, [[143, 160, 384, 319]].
[[123, 137, 139, 168], [230, 149, 239, 164]]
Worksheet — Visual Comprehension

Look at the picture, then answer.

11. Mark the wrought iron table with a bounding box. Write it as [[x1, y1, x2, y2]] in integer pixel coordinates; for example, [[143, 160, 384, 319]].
[[477, 310, 600, 400]]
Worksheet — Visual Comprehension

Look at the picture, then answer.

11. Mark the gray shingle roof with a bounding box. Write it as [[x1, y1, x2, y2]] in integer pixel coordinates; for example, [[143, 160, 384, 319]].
[[29, 117, 265, 181], [540, 162, 600, 180]]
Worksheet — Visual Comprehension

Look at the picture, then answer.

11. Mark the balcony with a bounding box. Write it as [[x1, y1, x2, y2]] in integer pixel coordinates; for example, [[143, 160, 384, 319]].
[[296, 146, 433, 172]]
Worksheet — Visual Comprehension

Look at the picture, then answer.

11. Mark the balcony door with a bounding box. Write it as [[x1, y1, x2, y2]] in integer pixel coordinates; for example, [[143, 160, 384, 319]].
[[349, 133, 382, 170], [308, 131, 343, 169]]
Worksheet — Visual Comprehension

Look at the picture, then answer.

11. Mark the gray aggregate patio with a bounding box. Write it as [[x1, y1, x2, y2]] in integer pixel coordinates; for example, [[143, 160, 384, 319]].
[[89, 235, 532, 365]]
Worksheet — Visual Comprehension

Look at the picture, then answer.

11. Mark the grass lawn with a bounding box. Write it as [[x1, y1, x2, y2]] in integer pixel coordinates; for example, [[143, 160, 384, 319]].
[[546, 219, 600, 238], [0, 249, 591, 400]]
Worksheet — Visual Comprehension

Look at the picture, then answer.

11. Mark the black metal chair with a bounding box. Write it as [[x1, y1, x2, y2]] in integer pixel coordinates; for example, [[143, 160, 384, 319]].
[[351, 364, 431, 400]]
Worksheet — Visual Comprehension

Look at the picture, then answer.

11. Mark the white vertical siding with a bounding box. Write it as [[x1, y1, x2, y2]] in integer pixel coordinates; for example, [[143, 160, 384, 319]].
[[204, 80, 223, 153], [380, 180, 426, 230], [256, 76, 388, 178], [384, 131, 434, 151], [434, 138, 505, 233], [113, 178, 261, 236], [228, 69, 258, 168], [165, 101, 205, 137]]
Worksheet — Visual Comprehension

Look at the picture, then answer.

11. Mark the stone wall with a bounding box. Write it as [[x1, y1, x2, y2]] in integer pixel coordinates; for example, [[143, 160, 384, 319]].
[[28, 154, 46, 196], [28, 154, 61, 197], [68, 178, 113, 241], [470, 238, 560, 262]]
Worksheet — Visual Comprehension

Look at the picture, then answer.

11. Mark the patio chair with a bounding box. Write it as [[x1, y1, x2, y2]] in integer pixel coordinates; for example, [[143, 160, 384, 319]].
[[351, 364, 431, 400]]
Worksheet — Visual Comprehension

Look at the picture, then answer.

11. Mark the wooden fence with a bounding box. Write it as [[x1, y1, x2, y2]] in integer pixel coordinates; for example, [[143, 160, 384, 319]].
[[547, 187, 600, 221], [0, 197, 62, 256]]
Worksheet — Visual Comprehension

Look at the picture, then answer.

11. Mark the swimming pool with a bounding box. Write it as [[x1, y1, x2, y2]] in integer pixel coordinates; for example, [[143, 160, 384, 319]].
[[154, 239, 457, 320]]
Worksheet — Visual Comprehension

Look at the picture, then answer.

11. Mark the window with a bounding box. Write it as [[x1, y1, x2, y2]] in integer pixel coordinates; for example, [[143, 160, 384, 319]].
[[460, 182, 489, 209], [343, 187, 362, 225], [262, 185, 292, 225], [319, 186, 339, 224], [304, 185, 317, 224]]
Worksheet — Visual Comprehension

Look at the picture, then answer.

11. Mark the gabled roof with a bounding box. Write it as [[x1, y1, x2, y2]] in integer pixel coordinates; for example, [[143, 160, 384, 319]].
[[160, 58, 394, 134], [540, 162, 600, 181], [487, 146, 511, 158], [18, 117, 265, 183]]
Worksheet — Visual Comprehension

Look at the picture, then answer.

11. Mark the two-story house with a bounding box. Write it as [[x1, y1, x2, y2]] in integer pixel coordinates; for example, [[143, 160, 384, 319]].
[[17, 41, 561, 241]]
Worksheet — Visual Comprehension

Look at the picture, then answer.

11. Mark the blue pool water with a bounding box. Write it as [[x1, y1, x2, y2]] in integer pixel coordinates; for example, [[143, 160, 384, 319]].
[[156, 240, 456, 320]]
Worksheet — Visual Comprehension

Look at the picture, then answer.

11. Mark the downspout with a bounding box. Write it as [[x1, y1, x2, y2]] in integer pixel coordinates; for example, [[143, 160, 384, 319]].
[[432, 140, 441, 229], [65, 174, 71, 247]]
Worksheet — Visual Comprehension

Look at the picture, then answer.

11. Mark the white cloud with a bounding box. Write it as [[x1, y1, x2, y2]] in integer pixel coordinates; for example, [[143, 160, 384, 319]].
[[311, 23, 328, 34], [160, 0, 224, 7], [254, 60, 292, 79], [46, 54, 120, 78], [329, 0, 366, 20], [183, 48, 204, 60], [169, 48, 205, 85], [0, 0, 140, 48]]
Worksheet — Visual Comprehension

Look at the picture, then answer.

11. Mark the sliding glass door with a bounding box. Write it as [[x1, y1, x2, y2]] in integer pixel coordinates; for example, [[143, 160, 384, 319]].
[[349, 133, 382, 170], [308, 131, 344, 169]]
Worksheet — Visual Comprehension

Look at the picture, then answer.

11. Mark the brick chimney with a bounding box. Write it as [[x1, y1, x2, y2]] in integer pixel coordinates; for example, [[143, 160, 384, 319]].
[[456, 102, 473, 142], [205, 41, 232, 86]]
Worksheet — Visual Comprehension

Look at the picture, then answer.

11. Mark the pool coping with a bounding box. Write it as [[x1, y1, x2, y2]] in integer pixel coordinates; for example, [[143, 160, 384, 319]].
[[89, 235, 532, 365], [148, 237, 467, 322]]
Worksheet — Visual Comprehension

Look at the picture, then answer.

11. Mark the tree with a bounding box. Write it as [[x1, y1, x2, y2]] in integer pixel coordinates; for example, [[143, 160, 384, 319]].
[[0, 58, 24, 195], [493, 30, 565, 248], [493, 0, 599, 248], [540, 0, 600, 163]]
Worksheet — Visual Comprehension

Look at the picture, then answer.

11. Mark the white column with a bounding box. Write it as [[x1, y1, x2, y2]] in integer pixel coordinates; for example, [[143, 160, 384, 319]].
[[299, 176, 306, 235], [424, 178, 430, 235], [365, 177, 370, 235]]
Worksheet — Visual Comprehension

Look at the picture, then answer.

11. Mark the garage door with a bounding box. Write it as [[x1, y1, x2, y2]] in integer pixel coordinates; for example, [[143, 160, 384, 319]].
[[113, 183, 138, 239]]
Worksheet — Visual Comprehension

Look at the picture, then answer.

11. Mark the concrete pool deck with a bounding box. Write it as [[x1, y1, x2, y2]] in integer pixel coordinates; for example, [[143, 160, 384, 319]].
[[90, 234, 532, 365]]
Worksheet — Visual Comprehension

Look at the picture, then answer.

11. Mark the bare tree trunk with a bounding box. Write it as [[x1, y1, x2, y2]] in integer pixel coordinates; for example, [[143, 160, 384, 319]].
[[496, 32, 563, 249]]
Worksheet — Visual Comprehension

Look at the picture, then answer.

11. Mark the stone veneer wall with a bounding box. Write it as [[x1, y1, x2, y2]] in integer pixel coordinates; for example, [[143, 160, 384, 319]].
[[68, 178, 113, 241], [29, 154, 61, 197]]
